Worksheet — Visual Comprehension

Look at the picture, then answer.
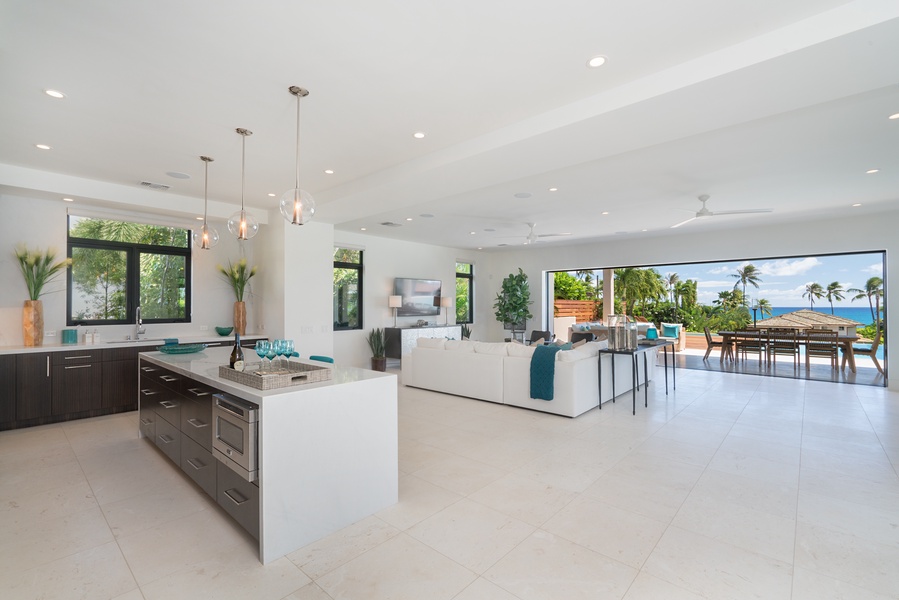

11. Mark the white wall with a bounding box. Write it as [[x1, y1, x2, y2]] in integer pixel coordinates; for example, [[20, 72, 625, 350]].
[[482, 208, 897, 389], [0, 193, 256, 345], [332, 232, 484, 367]]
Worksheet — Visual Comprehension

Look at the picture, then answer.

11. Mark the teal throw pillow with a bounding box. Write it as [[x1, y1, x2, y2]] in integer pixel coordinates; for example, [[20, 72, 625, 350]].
[[662, 324, 679, 338]]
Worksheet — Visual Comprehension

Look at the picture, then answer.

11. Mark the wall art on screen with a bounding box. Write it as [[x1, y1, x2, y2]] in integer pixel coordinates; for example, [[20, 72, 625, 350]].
[[394, 278, 442, 316]]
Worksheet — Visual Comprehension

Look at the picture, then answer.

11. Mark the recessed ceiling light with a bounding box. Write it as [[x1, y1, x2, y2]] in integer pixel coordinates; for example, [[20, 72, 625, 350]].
[[406, 217, 413, 221], [166, 171, 191, 180], [35, 144, 51, 150], [63, 197, 74, 202], [514, 192, 531, 199], [852, 203, 862, 207], [548, 187, 558, 192], [866, 169, 879, 174], [196, 216, 204, 220], [586, 55, 607, 68], [413, 132, 425, 139], [477, 247, 483, 250], [889, 113, 899, 120], [44, 89, 65, 99], [360, 227, 367, 231], [641, 229, 647, 232], [268, 193, 276, 197], [469, 231, 476, 235], [324, 169, 334, 174], [601, 211, 609, 215]]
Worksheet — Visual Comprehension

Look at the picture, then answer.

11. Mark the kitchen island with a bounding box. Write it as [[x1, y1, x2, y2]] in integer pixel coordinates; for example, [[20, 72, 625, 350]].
[[139, 347, 398, 564]]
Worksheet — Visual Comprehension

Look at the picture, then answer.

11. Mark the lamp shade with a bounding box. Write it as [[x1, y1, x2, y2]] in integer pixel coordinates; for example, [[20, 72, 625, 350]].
[[440, 296, 453, 308], [388, 295, 402, 308]]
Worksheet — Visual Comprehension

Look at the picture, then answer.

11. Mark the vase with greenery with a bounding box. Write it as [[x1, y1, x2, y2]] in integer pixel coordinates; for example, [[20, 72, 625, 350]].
[[493, 268, 532, 342], [460, 324, 472, 340], [15, 244, 72, 346], [218, 259, 257, 335], [367, 327, 387, 371]]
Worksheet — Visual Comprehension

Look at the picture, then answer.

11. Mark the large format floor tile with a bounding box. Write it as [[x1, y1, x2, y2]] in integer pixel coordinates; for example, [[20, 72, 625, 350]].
[[1, 365, 897, 599]]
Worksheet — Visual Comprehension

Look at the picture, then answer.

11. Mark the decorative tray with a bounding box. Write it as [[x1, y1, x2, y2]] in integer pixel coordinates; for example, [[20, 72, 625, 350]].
[[218, 360, 333, 390], [157, 343, 208, 354]]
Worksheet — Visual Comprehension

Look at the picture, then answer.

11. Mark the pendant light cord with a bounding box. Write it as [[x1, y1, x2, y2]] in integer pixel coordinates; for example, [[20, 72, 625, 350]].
[[295, 93, 301, 191], [203, 158, 209, 224], [241, 133, 246, 212]]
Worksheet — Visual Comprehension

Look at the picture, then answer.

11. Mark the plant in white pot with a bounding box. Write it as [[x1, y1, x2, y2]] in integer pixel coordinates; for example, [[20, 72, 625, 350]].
[[15, 244, 71, 346]]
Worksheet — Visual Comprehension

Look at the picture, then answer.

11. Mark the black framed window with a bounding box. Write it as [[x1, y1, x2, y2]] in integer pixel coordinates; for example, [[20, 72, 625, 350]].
[[67, 216, 191, 325], [334, 247, 363, 330], [456, 262, 473, 324]]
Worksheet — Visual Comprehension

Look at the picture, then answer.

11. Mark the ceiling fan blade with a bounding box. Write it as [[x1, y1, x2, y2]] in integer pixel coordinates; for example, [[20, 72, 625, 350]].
[[710, 209, 773, 216], [537, 233, 572, 238], [670, 216, 698, 229]]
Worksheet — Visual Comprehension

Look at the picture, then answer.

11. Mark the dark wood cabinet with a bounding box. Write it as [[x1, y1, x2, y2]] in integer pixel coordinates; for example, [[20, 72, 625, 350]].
[[16, 353, 52, 421], [0, 355, 16, 427], [102, 347, 140, 411], [52, 362, 102, 415]]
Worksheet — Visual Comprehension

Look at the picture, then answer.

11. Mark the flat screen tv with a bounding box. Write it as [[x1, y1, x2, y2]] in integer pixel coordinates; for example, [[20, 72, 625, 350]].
[[394, 278, 442, 317]]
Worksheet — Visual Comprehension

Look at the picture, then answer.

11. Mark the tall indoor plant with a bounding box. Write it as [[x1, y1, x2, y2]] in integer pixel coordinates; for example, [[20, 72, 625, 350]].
[[493, 268, 532, 342], [15, 244, 72, 346], [367, 327, 387, 372], [218, 259, 257, 335]]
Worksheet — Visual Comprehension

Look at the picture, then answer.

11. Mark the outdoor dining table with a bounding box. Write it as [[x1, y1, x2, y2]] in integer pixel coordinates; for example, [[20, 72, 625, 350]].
[[716, 330, 860, 371]]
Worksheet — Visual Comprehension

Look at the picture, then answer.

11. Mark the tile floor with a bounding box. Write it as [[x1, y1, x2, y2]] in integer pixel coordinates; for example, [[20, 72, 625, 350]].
[[1, 366, 898, 599]]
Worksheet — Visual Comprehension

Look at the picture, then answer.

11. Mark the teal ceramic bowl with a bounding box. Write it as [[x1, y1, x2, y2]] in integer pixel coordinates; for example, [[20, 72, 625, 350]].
[[215, 326, 234, 336]]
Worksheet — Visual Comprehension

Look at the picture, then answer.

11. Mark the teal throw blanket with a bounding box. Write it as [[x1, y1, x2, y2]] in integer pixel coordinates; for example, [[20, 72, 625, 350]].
[[530, 345, 562, 400]]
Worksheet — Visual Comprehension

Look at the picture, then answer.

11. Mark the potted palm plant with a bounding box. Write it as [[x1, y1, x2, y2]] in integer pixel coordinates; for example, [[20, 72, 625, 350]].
[[15, 244, 72, 346], [218, 259, 257, 335], [367, 327, 387, 371]]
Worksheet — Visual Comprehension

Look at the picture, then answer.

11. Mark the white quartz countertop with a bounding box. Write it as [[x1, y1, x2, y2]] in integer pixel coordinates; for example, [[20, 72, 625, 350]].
[[140, 346, 393, 405], [0, 334, 266, 356]]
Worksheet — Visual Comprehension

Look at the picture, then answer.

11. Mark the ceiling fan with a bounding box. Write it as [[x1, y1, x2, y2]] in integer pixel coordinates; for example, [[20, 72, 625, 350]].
[[499, 222, 571, 245], [670, 194, 772, 229]]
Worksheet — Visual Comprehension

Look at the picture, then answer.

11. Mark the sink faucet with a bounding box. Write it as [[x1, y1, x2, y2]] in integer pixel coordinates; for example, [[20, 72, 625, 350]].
[[135, 306, 146, 339]]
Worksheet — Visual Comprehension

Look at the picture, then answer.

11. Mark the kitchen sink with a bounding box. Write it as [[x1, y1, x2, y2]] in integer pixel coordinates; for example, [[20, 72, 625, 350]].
[[106, 338, 167, 344]]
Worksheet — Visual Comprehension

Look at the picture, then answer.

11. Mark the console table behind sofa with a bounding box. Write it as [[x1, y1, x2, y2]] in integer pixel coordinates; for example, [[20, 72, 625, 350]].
[[385, 325, 463, 358]]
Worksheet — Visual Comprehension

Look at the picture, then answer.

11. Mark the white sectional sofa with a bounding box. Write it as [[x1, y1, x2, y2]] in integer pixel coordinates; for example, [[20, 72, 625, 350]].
[[401, 339, 656, 417]]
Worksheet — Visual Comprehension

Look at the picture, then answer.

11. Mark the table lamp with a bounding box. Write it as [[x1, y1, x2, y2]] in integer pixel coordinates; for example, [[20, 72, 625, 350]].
[[440, 296, 453, 325], [389, 295, 402, 327]]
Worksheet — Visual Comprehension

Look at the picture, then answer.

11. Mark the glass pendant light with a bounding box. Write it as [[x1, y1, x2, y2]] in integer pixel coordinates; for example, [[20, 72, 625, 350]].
[[192, 155, 219, 249], [279, 86, 316, 225], [227, 127, 259, 240]]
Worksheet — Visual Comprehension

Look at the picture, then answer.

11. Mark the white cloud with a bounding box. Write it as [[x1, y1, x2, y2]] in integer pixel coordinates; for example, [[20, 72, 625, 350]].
[[757, 257, 821, 277], [697, 279, 737, 288], [707, 266, 733, 275], [863, 262, 883, 275]]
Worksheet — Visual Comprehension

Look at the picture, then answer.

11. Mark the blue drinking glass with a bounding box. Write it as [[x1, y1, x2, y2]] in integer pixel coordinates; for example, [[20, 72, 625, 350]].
[[255, 340, 271, 371], [267, 340, 280, 370]]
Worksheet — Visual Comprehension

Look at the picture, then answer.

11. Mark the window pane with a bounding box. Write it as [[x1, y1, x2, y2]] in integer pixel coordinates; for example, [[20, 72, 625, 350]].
[[334, 267, 360, 329], [456, 262, 471, 274], [140, 253, 187, 319], [69, 216, 189, 248], [456, 276, 470, 322], [70, 247, 128, 320], [334, 248, 361, 264]]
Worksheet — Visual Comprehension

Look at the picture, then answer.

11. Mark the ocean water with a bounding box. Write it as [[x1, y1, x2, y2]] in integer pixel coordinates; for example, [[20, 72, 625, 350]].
[[767, 307, 884, 361]]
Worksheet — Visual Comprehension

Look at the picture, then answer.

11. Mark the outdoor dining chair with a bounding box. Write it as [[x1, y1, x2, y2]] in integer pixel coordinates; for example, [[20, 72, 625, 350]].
[[766, 327, 800, 367], [806, 329, 839, 370], [841, 323, 883, 375], [703, 326, 725, 360], [733, 329, 766, 364]]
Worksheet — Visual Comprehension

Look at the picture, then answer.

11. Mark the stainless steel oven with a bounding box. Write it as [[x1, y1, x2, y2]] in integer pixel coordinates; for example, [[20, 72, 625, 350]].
[[212, 394, 259, 482]]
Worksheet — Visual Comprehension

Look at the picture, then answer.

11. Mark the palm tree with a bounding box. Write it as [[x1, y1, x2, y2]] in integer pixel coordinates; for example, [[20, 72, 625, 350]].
[[665, 272, 680, 304], [731, 264, 762, 306], [803, 282, 825, 309], [825, 281, 845, 315], [756, 298, 773, 317], [848, 276, 883, 324]]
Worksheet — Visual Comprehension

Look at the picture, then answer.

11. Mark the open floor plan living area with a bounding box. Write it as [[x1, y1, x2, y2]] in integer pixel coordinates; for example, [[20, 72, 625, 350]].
[[2, 367, 897, 600]]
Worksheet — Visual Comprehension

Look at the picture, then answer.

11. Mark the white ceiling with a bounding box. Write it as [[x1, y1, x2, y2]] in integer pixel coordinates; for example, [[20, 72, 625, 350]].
[[2, 0, 898, 249]]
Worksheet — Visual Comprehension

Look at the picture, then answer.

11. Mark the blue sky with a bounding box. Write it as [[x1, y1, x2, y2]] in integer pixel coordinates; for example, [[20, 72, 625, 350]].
[[652, 252, 884, 308]]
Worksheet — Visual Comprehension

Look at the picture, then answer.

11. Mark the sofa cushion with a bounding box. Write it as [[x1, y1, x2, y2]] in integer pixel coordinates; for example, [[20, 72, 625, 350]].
[[661, 323, 680, 338], [571, 339, 586, 349], [417, 337, 446, 349], [507, 343, 537, 358], [445, 339, 476, 352], [474, 341, 509, 356], [557, 348, 593, 362]]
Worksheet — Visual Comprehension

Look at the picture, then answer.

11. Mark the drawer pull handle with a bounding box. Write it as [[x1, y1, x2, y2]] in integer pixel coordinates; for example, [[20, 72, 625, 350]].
[[157, 434, 175, 444], [141, 366, 158, 372], [64, 364, 92, 370], [64, 355, 92, 360], [186, 387, 209, 397], [224, 488, 249, 506], [139, 417, 153, 426], [160, 375, 178, 382], [187, 418, 208, 429], [186, 458, 207, 470], [140, 389, 159, 396], [159, 400, 177, 409]]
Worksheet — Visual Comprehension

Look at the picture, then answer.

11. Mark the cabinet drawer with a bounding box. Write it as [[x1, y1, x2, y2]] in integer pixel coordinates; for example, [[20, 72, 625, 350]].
[[52, 349, 103, 366], [155, 416, 181, 464], [139, 403, 156, 440], [216, 460, 259, 539], [181, 397, 213, 451], [139, 363, 184, 394], [154, 389, 182, 427], [181, 436, 216, 498]]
